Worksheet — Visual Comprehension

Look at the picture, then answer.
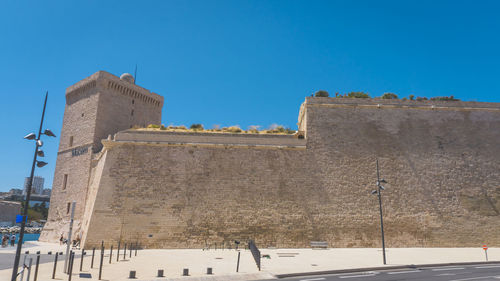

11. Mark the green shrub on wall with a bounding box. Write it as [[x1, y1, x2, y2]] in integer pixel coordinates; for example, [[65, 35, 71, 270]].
[[430, 96, 460, 101], [381, 93, 398, 99], [314, 90, 329, 97], [190, 124, 204, 131], [347, 92, 370, 98]]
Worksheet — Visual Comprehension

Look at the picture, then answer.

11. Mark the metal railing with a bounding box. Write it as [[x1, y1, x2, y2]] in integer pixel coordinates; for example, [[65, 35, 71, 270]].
[[248, 240, 261, 271]]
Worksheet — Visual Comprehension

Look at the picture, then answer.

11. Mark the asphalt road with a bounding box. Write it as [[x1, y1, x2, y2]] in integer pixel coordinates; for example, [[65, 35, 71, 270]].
[[0, 252, 72, 270], [263, 264, 500, 281]]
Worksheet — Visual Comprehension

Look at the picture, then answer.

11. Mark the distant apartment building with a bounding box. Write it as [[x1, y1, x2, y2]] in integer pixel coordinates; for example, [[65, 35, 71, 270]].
[[23, 176, 44, 195]]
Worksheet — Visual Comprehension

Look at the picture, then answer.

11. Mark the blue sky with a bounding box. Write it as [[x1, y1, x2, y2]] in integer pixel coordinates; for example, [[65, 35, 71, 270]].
[[1, 0, 499, 191]]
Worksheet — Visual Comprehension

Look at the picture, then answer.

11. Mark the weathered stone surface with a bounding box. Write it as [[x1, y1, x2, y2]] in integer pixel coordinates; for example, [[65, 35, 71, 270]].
[[0, 201, 21, 226], [42, 71, 500, 249]]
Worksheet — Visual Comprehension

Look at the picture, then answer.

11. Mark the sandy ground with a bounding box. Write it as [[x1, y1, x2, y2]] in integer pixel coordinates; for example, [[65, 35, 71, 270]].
[[0, 242, 497, 281]]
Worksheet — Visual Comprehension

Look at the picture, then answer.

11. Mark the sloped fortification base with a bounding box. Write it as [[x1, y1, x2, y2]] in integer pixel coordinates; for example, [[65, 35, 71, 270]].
[[81, 98, 500, 249]]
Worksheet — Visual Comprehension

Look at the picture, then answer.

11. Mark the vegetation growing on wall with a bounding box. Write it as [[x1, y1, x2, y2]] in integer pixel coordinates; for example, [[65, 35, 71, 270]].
[[381, 93, 398, 99], [347, 92, 370, 98], [139, 124, 296, 135], [430, 96, 460, 101], [316, 91, 460, 102], [190, 124, 204, 131], [314, 90, 329, 97]]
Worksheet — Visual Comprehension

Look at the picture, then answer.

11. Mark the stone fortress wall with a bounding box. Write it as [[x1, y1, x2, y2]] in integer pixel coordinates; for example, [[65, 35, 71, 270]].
[[0, 201, 22, 226], [40, 71, 163, 243], [42, 71, 500, 249]]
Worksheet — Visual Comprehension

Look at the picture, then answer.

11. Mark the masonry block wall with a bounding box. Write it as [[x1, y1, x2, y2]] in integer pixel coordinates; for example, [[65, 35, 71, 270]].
[[301, 98, 500, 247], [83, 98, 499, 249], [40, 71, 163, 242], [0, 201, 22, 225], [42, 71, 500, 248]]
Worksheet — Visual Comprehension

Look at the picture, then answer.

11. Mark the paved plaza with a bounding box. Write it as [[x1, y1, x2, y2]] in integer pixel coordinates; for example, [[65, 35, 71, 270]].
[[1, 242, 498, 280]]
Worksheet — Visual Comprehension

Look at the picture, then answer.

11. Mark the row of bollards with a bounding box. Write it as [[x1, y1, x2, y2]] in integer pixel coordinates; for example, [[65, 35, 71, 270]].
[[127, 267, 213, 279], [47, 241, 140, 281], [17, 250, 45, 281]]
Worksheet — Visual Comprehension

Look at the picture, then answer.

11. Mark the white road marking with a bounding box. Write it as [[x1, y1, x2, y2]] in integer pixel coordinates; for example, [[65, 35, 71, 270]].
[[387, 270, 421, 274], [475, 265, 500, 269], [426, 265, 468, 269], [432, 267, 465, 271], [300, 278, 325, 281], [436, 273, 456, 276], [449, 276, 500, 281], [339, 274, 376, 278]]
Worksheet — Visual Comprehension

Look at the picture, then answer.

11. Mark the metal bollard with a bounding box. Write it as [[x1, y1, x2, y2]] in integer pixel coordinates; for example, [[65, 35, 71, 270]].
[[91, 248, 95, 268], [80, 249, 85, 271], [52, 252, 59, 279], [117, 241, 121, 262], [130, 244, 132, 258], [123, 243, 127, 260], [68, 252, 75, 281], [34, 253, 40, 281], [98, 244, 104, 280], [66, 250, 73, 274], [129, 270, 136, 279], [26, 257, 33, 281], [109, 245, 113, 264], [157, 269, 164, 277], [236, 251, 241, 272], [183, 268, 189, 276], [20, 255, 27, 281], [135, 242, 138, 256], [207, 267, 213, 275]]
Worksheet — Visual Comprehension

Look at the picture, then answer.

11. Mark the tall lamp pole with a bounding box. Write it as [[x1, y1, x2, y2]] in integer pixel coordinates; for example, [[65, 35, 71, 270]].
[[11, 92, 56, 281], [371, 159, 387, 265]]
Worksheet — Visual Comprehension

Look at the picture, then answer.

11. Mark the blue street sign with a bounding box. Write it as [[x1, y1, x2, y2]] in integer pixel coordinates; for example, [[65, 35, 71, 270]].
[[16, 215, 27, 223]]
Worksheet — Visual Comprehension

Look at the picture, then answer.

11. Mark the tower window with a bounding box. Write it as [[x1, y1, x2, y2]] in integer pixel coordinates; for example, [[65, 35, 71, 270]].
[[69, 136, 74, 147], [63, 174, 68, 190], [67, 202, 71, 214], [81, 113, 84, 117], [131, 110, 134, 116], [132, 99, 135, 104]]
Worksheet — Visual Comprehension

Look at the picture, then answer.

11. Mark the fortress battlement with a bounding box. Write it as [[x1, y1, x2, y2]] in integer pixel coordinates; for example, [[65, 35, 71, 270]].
[[105, 129, 306, 149], [303, 96, 500, 109], [66, 71, 163, 108], [42, 71, 500, 249]]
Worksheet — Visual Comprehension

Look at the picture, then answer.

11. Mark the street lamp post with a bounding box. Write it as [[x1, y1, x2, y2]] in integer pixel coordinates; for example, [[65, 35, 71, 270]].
[[11, 92, 56, 281], [371, 159, 387, 265]]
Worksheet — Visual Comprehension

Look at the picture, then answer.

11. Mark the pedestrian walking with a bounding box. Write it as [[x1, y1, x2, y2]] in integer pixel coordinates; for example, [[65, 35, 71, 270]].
[[60, 233, 64, 245], [10, 233, 16, 246]]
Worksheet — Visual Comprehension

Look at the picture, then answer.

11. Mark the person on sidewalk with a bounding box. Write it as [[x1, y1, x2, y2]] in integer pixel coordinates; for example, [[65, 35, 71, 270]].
[[10, 233, 16, 246], [1, 234, 8, 247]]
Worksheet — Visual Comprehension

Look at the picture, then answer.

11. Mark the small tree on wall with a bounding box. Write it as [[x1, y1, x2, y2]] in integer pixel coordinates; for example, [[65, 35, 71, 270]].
[[381, 93, 398, 99], [314, 90, 329, 97], [190, 124, 204, 131], [347, 92, 370, 98]]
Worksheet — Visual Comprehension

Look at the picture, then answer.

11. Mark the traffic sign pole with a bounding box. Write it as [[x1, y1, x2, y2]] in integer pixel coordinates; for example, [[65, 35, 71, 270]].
[[483, 245, 488, 261]]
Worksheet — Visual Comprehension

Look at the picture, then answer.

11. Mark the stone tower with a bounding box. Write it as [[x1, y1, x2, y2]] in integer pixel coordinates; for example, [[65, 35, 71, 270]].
[[40, 71, 163, 242]]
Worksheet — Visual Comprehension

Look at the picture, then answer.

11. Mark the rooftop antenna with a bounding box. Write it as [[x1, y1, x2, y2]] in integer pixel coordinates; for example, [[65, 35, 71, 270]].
[[134, 64, 137, 84]]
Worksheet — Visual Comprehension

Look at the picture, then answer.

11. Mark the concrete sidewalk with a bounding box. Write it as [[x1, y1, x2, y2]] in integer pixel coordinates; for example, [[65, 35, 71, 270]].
[[0, 242, 497, 281]]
